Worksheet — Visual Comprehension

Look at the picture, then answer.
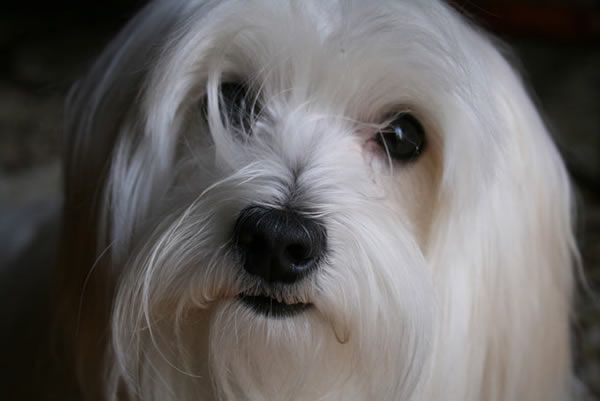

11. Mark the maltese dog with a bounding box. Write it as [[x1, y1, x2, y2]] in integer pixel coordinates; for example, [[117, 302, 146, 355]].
[[56, 0, 576, 400]]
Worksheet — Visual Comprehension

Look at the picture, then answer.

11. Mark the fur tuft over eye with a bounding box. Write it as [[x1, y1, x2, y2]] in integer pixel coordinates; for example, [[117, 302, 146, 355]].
[[219, 82, 257, 135]]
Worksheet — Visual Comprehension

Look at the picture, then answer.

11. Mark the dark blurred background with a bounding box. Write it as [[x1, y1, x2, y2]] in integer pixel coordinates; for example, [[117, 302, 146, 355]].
[[0, 0, 598, 398]]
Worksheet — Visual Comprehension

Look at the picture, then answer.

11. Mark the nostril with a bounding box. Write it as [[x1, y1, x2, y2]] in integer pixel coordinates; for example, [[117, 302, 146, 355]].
[[240, 232, 265, 249], [284, 243, 313, 266]]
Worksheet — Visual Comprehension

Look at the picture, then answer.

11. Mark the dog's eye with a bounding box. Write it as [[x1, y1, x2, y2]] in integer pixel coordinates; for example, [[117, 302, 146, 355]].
[[376, 114, 426, 161], [219, 82, 256, 135]]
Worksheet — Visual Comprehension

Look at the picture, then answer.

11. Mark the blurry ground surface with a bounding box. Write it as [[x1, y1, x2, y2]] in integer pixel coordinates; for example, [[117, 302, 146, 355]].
[[0, 2, 599, 399]]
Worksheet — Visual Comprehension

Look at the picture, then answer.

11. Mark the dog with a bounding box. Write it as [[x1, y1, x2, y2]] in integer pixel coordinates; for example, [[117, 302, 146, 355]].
[[56, 1, 577, 400]]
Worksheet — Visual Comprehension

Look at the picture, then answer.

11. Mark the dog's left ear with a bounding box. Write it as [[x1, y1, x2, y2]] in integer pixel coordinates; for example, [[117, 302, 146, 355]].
[[56, 3, 185, 398], [424, 29, 576, 400]]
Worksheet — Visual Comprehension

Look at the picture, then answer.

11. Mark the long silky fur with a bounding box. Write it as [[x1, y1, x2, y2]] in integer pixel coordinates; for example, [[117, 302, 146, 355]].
[[59, 1, 576, 401]]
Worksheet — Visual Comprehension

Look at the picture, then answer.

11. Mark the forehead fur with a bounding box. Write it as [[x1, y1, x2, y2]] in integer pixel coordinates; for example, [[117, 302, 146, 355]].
[[136, 0, 511, 215], [146, 0, 490, 120]]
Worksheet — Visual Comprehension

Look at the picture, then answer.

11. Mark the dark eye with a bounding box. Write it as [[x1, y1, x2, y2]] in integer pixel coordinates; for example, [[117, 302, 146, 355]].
[[376, 113, 426, 161], [219, 82, 256, 135]]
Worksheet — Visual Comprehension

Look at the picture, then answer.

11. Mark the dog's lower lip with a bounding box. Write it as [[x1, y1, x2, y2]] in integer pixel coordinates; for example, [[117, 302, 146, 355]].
[[239, 294, 312, 318]]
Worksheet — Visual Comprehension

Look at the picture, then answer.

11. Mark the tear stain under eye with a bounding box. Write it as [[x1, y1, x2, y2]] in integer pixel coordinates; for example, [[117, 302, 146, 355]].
[[362, 137, 392, 174]]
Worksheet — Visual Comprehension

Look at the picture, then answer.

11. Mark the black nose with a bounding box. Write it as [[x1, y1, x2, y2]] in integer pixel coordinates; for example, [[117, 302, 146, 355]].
[[233, 206, 327, 284]]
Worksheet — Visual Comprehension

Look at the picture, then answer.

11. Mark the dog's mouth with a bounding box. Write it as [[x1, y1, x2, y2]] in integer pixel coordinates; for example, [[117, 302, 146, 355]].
[[239, 294, 312, 318]]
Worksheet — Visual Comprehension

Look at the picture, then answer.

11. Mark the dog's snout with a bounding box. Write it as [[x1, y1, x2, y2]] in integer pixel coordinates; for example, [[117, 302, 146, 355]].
[[234, 206, 326, 283]]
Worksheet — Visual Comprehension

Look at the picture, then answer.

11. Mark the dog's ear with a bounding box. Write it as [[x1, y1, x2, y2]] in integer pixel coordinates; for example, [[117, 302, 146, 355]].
[[56, 3, 185, 398], [425, 35, 576, 400]]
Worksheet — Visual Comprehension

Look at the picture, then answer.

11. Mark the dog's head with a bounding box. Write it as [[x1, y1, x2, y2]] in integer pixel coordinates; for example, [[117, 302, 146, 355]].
[[59, 1, 575, 400]]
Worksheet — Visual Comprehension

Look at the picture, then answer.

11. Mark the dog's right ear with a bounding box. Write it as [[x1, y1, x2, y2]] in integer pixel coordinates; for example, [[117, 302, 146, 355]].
[[56, 3, 185, 399]]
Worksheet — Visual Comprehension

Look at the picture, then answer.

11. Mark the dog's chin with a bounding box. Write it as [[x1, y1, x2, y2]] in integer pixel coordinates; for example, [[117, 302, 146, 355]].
[[239, 294, 313, 318]]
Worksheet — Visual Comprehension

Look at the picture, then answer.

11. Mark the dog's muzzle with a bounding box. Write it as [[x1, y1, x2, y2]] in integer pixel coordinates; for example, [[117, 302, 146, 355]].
[[233, 206, 327, 317]]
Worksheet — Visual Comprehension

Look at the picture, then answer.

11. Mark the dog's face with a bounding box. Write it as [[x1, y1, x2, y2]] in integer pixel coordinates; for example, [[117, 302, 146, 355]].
[[61, 1, 575, 401]]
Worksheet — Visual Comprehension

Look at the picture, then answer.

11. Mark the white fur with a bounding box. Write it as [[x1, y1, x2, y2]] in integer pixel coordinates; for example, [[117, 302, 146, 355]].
[[60, 1, 576, 400]]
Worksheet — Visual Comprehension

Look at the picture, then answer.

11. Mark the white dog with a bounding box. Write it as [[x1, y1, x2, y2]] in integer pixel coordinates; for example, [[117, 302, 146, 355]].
[[56, 1, 576, 400]]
